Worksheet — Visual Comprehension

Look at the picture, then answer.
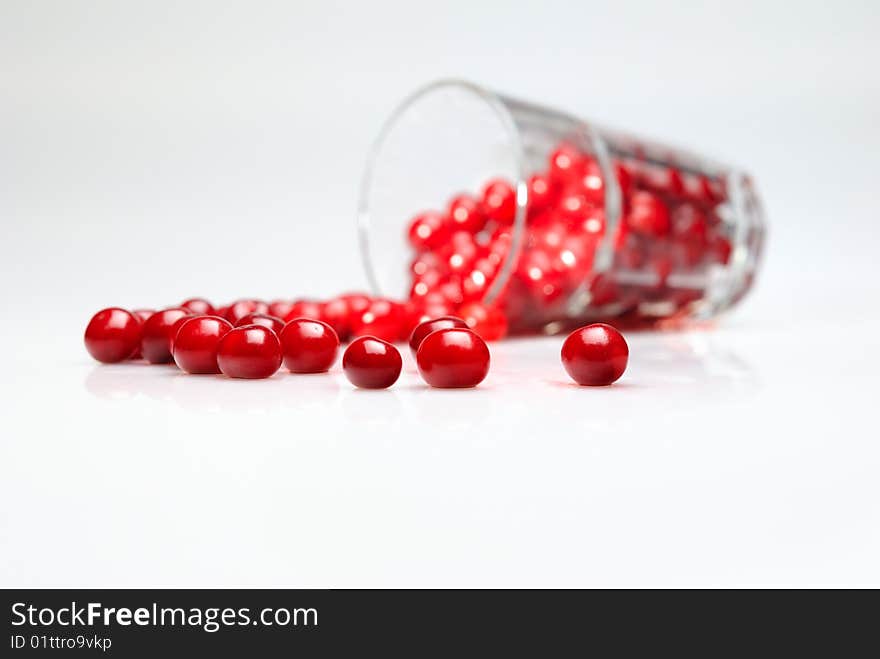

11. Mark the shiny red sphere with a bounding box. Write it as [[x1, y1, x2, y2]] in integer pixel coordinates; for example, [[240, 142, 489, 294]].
[[447, 194, 486, 234], [181, 297, 216, 315], [169, 314, 196, 353], [457, 302, 508, 342], [141, 308, 192, 364], [225, 299, 269, 324], [280, 318, 340, 373], [407, 211, 450, 251], [349, 298, 404, 343], [408, 316, 468, 355], [216, 325, 282, 379], [283, 299, 324, 324], [626, 191, 670, 237], [128, 309, 154, 359], [320, 297, 351, 341], [84, 308, 142, 363], [416, 328, 490, 389], [548, 144, 587, 184], [342, 336, 402, 389], [267, 299, 296, 319], [481, 178, 517, 225], [236, 312, 285, 334], [172, 316, 232, 374], [527, 173, 556, 215], [561, 323, 629, 386]]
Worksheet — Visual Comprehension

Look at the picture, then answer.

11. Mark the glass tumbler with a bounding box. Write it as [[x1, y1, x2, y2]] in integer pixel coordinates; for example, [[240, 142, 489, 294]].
[[357, 79, 765, 336]]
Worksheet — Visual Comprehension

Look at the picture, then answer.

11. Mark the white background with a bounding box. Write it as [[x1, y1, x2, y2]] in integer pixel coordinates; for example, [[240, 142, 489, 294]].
[[2, 0, 879, 586]]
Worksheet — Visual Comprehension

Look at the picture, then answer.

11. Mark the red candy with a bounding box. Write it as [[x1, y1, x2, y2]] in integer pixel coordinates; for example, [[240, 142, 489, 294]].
[[172, 316, 232, 374], [416, 328, 490, 389], [561, 323, 628, 386], [280, 319, 339, 373], [236, 312, 285, 335], [342, 336, 402, 389], [408, 315, 468, 355], [141, 308, 192, 364], [84, 308, 142, 363], [216, 325, 282, 379]]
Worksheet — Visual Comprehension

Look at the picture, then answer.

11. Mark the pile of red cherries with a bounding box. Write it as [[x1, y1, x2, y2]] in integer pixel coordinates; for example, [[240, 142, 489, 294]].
[[404, 142, 733, 333], [84, 299, 628, 388], [88, 139, 744, 388]]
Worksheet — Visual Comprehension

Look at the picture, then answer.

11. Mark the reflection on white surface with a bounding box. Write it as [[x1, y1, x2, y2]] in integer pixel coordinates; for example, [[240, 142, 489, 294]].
[[79, 333, 758, 430], [7, 322, 878, 588]]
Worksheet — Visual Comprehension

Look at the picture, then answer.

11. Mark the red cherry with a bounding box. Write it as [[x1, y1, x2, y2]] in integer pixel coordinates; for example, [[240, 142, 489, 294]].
[[280, 318, 339, 373], [181, 298, 216, 315], [320, 297, 352, 341], [169, 314, 196, 354], [570, 160, 605, 206], [481, 178, 517, 225], [461, 267, 493, 301], [561, 323, 628, 386], [172, 315, 232, 374], [413, 290, 455, 320], [408, 315, 468, 355], [527, 173, 556, 216], [457, 302, 508, 341], [236, 312, 285, 334], [448, 194, 486, 233], [339, 293, 372, 318], [416, 328, 490, 389], [283, 299, 324, 323], [268, 300, 296, 319], [627, 191, 670, 237], [558, 191, 594, 221], [442, 231, 479, 275], [399, 300, 427, 340], [548, 144, 586, 184], [84, 308, 142, 363], [350, 298, 403, 343], [225, 299, 268, 324], [129, 309, 155, 359], [216, 325, 282, 379], [342, 336, 402, 389], [407, 211, 450, 251], [141, 308, 192, 364]]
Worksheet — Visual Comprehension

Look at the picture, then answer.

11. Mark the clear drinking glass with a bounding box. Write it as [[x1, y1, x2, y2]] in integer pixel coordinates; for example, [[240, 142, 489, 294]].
[[357, 79, 766, 334]]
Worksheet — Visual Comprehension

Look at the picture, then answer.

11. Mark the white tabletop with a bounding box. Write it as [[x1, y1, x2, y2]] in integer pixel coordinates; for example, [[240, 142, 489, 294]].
[[3, 282, 879, 587]]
